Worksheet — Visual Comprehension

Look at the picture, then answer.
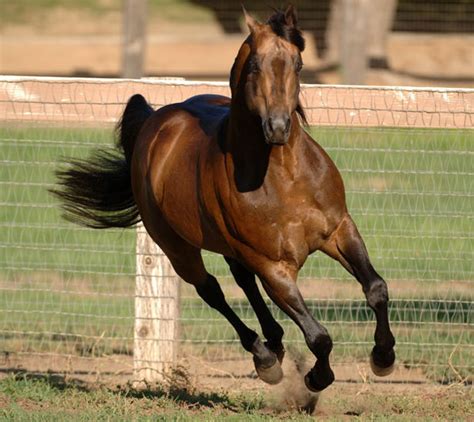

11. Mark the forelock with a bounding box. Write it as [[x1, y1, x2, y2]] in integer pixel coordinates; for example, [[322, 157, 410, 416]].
[[266, 10, 305, 52]]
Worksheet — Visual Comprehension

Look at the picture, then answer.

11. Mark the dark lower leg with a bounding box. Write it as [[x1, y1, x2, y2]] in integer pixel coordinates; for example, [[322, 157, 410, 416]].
[[301, 317, 335, 392], [195, 274, 276, 368], [260, 275, 335, 391], [364, 277, 396, 369], [332, 216, 396, 370], [225, 258, 284, 358]]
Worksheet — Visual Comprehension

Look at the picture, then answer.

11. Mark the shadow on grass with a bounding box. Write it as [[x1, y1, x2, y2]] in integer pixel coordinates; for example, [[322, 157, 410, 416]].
[[118, 366, 266, 412], [121, 384, 246, 411], [0, 368, 91, 392]]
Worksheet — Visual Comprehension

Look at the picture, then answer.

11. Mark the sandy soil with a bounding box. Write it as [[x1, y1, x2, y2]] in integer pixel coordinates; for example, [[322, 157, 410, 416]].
[[1, 9, 473, 87]]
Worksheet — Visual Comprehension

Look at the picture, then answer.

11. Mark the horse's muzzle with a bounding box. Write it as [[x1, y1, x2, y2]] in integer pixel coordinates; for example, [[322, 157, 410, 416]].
[[263, 115, 291, 145]]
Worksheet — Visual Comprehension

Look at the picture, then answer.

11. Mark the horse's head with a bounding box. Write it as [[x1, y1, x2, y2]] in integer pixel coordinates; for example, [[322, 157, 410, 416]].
[[231, 5, 306, 146]]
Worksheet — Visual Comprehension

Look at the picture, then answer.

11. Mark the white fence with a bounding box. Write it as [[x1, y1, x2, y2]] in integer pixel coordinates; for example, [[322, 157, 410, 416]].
[[0, 76, 472, 386]]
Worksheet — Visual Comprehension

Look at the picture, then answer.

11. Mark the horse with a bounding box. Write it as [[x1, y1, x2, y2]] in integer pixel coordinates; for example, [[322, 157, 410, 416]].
[[52, 5, 395, 392]]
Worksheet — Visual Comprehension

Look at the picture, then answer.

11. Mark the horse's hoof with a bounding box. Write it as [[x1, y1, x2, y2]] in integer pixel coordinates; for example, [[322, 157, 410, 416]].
[[304, 373, 323, 393], [304, 368, 334, 393], [370, 350, 395, 377], [254, 356, 283, 385]]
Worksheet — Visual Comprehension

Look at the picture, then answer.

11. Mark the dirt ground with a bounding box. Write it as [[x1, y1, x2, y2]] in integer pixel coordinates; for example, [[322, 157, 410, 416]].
[[0, 350, 431, 388], [1, 351, 472, 418], [1, 8, 473, 87]]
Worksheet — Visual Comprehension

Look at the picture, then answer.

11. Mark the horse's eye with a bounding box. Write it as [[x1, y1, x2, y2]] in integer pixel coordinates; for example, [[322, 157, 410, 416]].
[[295, 59, 303, 73], [249, 58, 260, 74]]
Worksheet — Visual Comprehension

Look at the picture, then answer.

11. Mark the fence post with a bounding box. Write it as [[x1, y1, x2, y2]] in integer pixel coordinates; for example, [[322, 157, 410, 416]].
[[122, 0, 147, 78], [134, 223, 180, 385], [341, 0, 370, 84]]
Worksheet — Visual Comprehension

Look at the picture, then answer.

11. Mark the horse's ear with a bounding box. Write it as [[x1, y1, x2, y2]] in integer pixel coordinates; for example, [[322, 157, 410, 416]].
[[242, 5, 262, 34], [284, 4, 298, 27]]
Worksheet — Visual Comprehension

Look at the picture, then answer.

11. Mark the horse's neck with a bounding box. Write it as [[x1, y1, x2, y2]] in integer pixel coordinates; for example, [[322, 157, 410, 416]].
[[225, 99, 301, 192]]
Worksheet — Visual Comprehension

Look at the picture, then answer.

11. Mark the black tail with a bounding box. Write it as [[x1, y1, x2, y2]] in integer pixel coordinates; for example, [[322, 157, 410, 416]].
[[51, 94, 154, 229]]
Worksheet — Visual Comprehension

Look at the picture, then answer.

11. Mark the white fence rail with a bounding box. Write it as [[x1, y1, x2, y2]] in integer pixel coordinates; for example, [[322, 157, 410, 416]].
[[0, 76, 472, 385]]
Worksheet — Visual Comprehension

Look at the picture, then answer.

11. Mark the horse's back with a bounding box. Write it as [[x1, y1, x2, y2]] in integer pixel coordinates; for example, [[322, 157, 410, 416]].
[[180, 94, 230, 135]]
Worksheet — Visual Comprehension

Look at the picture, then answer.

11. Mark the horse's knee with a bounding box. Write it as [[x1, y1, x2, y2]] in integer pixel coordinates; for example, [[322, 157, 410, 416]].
[[365, 278, 389, 310]]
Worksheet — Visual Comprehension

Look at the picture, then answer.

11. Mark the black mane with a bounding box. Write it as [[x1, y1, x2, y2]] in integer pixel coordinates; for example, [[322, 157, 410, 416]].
[[267, 10, 305, 52]]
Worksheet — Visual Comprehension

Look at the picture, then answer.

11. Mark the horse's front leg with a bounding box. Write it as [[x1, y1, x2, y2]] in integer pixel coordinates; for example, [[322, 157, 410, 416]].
[[256, 263, 335, 392], [322, 215, 396, 376]]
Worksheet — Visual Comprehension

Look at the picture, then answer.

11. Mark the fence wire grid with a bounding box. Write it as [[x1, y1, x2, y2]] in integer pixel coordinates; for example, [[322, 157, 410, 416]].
[[0, 76, 472, 385]]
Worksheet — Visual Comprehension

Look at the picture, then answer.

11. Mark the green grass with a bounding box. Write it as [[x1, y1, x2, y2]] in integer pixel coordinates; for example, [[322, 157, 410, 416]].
[[0, 374, 272, 421], [0, 125, 472, 383], [0, 374, 472, 421]]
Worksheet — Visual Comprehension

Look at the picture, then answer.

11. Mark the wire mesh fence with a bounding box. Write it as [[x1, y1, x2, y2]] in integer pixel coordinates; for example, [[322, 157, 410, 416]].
[[0, 76, 472, 385]]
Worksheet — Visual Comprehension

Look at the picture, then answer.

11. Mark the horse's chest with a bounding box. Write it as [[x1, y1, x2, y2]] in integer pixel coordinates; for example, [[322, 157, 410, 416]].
[[226, 196, 329, 267]]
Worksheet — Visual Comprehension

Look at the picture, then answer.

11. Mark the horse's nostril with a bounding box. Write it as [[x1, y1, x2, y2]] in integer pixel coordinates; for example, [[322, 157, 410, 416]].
[[268, 117, 273, 131], [284, 118, 291, 133]]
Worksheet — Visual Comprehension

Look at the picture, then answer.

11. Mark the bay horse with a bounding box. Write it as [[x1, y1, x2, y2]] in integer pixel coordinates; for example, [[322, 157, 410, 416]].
[[52, 5, 395, 392]]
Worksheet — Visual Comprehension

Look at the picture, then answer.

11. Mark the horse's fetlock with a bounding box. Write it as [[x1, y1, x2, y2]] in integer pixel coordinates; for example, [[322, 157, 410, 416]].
[[264, 322, 284, 345], [249, 337, 277, 367], [307, 332, 333, 358], [241, 331, 260, 353], [375, 333, 395, 351]]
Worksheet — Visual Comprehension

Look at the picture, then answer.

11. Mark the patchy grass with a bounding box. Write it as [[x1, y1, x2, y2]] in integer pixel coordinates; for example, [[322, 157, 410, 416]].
[[0, 374, 472, 421]]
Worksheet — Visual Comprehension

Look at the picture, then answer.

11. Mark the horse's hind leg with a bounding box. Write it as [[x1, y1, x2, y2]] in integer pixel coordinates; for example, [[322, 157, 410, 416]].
[[225, 257, 285, 381], [154, 236, 281, 384], [322, 215, 396, 376]]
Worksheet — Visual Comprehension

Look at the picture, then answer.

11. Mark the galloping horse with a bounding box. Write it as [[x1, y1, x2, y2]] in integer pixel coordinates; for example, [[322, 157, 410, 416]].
[[53, 6, 395, 392]]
